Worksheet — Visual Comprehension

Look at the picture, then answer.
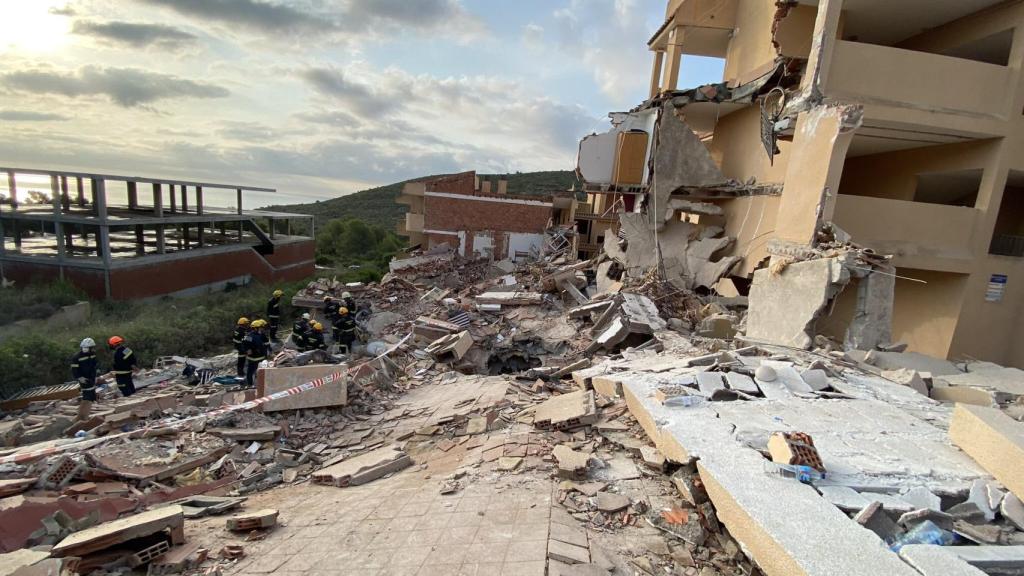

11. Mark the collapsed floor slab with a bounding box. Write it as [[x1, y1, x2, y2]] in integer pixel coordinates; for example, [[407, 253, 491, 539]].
[[593, 349, 991, 576]]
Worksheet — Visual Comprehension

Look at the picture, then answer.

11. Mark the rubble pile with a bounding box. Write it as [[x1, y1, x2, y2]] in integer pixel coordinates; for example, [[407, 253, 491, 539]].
[[1, 231, 1023, 576]]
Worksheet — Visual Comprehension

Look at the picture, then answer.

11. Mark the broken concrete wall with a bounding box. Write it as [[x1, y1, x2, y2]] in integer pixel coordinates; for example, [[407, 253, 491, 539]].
[[844, 265, 895, 351], [746, 257, 850, 349], [648, 103, 727, 228]]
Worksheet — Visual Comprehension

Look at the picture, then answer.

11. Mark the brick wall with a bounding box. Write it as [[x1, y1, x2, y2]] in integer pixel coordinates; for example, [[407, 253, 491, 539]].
[[425, 171, 476, 195], [424, 195, 552, 235]]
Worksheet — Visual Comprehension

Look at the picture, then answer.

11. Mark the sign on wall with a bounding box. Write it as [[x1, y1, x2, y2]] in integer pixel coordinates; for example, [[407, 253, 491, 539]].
[[986, 274, 1008, 302]]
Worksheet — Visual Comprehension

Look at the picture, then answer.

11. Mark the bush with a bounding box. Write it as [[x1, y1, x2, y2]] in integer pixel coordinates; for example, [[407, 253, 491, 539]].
[[0, 280, 87, 326]]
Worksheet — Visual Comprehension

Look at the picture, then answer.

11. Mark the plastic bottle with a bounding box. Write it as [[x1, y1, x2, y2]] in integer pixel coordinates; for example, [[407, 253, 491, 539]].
[[889, 520, 957, 553]]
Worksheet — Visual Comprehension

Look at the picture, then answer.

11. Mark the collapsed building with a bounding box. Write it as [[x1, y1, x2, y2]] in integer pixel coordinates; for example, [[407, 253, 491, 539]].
[[578, 0, 1024, 368]]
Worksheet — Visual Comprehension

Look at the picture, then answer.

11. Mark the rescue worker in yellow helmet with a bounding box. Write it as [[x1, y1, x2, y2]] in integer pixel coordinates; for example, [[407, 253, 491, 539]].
[[243, 319, 271, 387], [232, 317, 250, 378], [334, 307, 357, 354], [267, 289, 284, 341], [307, 321, 327, 351], [108, 336, 138, 397]]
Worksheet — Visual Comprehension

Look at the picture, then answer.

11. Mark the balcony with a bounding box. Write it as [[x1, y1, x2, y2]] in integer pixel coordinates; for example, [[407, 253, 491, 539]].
[[832, 194, 979, 273], [824, 40, 1013, 134]]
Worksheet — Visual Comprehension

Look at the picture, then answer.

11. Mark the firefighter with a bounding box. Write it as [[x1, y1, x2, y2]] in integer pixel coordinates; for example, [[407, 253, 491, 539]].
[[341, 291, 357, 315], [324, 296, 340, 324], [108, 336, 138, 397], [232, 317, 250, 377], [70, 338, 98, 420], [334, 307, 357, 354], [307, 321, 327, 351], [244, 319, 271, 387], [266, 289, 283, 340], [292, 313, 311, 350]]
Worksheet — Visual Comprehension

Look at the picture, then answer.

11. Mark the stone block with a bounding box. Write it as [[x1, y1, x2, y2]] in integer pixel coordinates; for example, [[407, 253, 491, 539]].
[[256, 364, 347, 412]]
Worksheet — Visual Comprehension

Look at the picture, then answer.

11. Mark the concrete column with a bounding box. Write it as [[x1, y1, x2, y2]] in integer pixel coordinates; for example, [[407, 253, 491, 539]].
[[127, 181, 138, 210], [92, 178, 107, 220], [135, 225, 145, 255], [845, 265, 895, 351], [661, 26, 683, 92], [60, 176, 70, 211], [156, 224, 165, 254], [180, 185, 188, 213], [270, 218, 276, 239], [76, 177, 85, 206], [169, 184, 177, 213], [7, 171, 17, 210], [238, 220, 243, 242], [237, 188, 243, 214], [800, 0, 844, 97], [775, 104, 862, 245], [198, 221, 205, 248], [649, 50, 665, 98], [51, 175, 65, 273], [13, 220, 20, 248], [182, 223, 189, 249], [196, 186, 203, 215], [152, 183, 163, 217]]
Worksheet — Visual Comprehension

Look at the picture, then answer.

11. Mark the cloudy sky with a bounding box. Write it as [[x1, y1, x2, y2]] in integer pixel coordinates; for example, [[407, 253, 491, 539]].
[[0, 1, 723, 207]]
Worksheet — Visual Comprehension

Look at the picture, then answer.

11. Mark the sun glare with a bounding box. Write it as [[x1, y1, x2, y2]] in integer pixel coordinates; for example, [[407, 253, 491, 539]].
[[0, 3, 72, 53]]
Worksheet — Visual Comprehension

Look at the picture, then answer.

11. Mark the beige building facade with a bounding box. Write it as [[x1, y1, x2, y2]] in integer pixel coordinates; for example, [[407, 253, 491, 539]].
[[580, 0, 1024, 367]]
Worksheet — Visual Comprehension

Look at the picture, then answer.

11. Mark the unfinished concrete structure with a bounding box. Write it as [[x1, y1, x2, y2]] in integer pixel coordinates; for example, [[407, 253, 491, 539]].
[[396, 171, 576, 261], [579, 0, 1024, 367], [0, 168, 315, 299]]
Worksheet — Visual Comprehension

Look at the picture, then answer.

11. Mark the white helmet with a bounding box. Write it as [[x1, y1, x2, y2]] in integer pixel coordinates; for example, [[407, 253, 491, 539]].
[[302, 313, 311, 320], [80, 338, 96, 349], [443, 298, 458, 307], [342, 292, 351, 298]]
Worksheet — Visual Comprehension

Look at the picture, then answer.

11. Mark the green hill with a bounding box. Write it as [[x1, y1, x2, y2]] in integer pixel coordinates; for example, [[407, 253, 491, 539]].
[[266, 170, 579, 230]]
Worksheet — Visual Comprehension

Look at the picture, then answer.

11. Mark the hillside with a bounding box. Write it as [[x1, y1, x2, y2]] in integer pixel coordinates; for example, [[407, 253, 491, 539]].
[[266, 170, 579, 230]]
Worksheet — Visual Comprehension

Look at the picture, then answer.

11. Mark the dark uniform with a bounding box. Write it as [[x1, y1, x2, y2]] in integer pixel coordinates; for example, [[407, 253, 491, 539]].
[[266, 296, 282, 340], [343, 296, 357, 315], [325, 300, 341, 323], [112, 345, 138, 397], [232, 325, 248, 376], [292, 318, 309, 350], [70, 349, 98, 402], [244, 330, 270, 387], [334, 313, 357, 353], [307, 329, 327, 351]]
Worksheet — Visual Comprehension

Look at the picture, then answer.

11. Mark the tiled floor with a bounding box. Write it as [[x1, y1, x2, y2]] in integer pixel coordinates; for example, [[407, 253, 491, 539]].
[[216, 474, 553, 575]]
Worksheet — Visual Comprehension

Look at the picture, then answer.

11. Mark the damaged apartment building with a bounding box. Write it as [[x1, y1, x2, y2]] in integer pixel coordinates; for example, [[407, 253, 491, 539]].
[[578, 0, 1024, 367], [397, 171, 576, 261]]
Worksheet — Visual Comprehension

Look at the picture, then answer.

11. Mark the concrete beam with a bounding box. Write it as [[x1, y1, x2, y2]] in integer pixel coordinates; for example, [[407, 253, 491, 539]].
[[649, 50, 665, 98]]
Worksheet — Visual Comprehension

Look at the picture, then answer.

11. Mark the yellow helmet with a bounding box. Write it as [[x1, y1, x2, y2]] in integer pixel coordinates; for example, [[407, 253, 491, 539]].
[[273, 289, 283, 297], [237, 317, 250, 325], [251, 319, 267, 328], [339, 307, 349, 315], [312, 322, 323, 331]]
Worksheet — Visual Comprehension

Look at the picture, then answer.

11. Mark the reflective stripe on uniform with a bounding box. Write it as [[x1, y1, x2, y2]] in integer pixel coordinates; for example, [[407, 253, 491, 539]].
[[247, 356, 265, 362], [113, 370, 132, 375]]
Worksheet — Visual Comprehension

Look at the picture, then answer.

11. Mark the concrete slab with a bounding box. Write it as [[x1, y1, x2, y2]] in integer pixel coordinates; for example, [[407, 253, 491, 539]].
[[0, 550, 49, 576], [620, 378, 921, 576], [724, 372, 759, 395], [866, 351, 961, 377], [52, 505, 185, 557], [817, 486, 870, 512], [311, 445, 411, 487], [257, 364, 347, 412], [950, 403, 1024, 500], [533, 390, 598, 430], [899, 545, 987, 576], [747, 258, 848, 350], [952, 546, 1024, 571]]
